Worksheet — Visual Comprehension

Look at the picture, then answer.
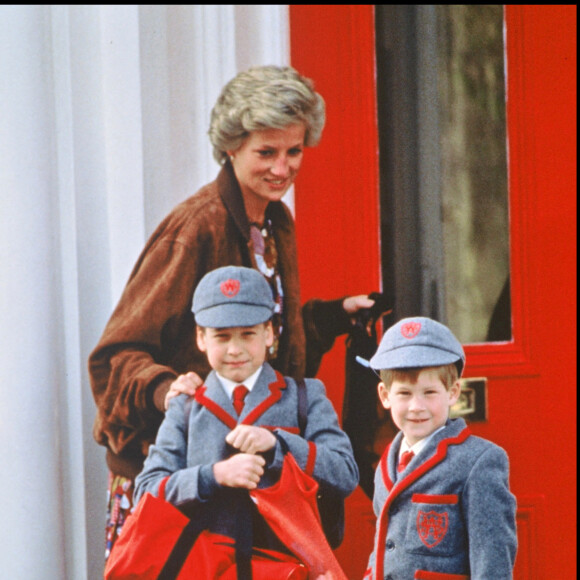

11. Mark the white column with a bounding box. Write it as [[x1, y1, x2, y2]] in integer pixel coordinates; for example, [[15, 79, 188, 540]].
[[234, 4, 290, 70], [100, 5, 147, 300], [64, 6, 148, 577], [50, 8, 91, 579], [0, 5, 66, 578]]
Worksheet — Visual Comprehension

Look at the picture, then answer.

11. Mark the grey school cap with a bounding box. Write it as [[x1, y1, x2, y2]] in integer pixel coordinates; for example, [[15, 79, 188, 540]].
[[192, 265, 275, 328], [370, 316, 465, 376]]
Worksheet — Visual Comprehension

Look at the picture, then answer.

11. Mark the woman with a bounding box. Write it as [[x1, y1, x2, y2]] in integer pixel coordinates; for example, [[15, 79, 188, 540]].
[[89, 65, 374, 557]]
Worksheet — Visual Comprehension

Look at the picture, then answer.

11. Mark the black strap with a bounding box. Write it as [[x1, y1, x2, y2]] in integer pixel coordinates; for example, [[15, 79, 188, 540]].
[[233, 491, 253, 580], [296, 378, 307, 436], [157, 512, 207, 580]]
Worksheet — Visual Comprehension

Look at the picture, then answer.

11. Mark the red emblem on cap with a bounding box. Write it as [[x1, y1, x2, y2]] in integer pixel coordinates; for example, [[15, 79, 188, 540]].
[[417, 510, 449, 548], [220, 279, 240, 298], [401, 321, 421, 339]]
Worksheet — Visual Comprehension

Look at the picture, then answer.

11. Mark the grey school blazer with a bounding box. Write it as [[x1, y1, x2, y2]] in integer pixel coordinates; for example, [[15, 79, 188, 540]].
[[365, 418, 517, 580], [134, 363, 358, 543]]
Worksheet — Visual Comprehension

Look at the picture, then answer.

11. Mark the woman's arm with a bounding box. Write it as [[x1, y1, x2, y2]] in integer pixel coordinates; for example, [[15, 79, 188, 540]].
[[89, 236, 208, 458], [302, 295, 379, 377]]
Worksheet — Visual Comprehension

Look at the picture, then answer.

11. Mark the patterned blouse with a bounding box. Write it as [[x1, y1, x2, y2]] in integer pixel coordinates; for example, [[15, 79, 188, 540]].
[[250, 219, 283, 360]]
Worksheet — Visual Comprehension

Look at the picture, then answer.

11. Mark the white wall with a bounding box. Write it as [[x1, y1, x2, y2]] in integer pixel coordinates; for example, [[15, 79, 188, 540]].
[[0, 5, 289, 579]]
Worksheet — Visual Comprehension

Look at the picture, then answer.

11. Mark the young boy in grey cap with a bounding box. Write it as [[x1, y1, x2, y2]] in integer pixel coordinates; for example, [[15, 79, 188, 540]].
[[363, 317, 517, 580], [134, 266, 358, 577]]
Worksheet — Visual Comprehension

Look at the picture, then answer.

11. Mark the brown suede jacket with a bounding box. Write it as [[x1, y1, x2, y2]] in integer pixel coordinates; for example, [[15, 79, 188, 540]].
[[89, 162, 351, 478]]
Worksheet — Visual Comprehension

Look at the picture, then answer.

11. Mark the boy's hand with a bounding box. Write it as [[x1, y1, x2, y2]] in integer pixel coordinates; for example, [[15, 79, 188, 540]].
[[225, 425, 277, 455], [213, 453, 266, 489], [165, 371, 203, 410]]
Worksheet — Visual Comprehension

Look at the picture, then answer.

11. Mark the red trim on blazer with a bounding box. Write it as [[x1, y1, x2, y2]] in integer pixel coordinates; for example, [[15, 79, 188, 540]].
[[305, 441, 316, 476], [262, 426, 301, 434], [194, 371, 288, 430], [412, 494, 459, 504], [195, 385, 236, 429], [242, 371, 287, 426], [380, 442, 394, 491], [373, 426, 472, 580], [415, 571, 469, 579]]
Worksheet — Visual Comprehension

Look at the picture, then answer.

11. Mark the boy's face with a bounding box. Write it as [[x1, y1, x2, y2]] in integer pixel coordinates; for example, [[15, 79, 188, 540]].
[[378, 368, 461, 446], [196, 322, 273, 383]]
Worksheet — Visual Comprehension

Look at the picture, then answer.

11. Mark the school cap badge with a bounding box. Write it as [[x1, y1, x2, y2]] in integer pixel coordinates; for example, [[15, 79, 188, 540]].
[[401, 321, 421, 339], [220, 279, 240, 298]]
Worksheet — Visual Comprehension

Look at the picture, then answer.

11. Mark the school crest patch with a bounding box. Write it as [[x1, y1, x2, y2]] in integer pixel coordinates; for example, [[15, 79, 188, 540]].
[[417, 510, 448, 548], [220, 279, 240, 297], [401, 321, 422, 339]]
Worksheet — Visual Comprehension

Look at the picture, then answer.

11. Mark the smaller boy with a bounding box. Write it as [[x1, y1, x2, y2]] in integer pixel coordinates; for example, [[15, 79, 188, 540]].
[[364, 317, 517, 580], [134, 266, 358, 576]]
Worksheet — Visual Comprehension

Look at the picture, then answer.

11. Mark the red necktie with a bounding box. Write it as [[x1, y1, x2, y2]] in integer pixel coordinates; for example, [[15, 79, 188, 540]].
[[397, 450, 415, 473], [232, 385, 249, 416]]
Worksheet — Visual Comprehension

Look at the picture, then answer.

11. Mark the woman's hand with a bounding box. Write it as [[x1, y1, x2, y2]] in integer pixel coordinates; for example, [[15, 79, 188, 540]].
[[164, 371, 203, 410], [342, 294, 376, 315], [343, 294, 392, 335]]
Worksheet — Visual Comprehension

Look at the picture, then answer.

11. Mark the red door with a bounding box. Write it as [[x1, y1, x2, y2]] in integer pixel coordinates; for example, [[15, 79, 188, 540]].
[[290, 5, 576, 579]]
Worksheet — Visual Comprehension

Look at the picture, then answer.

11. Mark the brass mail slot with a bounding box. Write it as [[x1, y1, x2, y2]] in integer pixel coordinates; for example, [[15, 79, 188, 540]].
[[450, 377, 487, 422]]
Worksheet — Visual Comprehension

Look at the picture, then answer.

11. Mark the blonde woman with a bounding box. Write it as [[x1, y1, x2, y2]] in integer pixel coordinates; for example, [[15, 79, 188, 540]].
[[89, 65, 374, 557]]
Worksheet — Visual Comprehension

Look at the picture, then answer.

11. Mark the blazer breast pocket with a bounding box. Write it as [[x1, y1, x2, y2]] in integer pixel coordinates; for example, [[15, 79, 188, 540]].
[[405, 493, 466, 557]]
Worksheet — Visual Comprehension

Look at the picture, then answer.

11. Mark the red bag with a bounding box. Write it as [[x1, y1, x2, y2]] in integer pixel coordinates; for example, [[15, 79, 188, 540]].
[[105, 477, 196, 580], [250, 451, 348, 580], [186, 532, 308, 579], [105, 476, 308, 580]]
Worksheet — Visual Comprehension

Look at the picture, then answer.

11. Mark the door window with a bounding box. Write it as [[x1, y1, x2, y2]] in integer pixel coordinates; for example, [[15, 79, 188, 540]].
[[375, 5, 510, 344]]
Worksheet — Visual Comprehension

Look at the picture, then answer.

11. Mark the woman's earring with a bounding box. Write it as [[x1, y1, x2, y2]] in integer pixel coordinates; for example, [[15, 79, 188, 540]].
[[229, 155, 234, 162]]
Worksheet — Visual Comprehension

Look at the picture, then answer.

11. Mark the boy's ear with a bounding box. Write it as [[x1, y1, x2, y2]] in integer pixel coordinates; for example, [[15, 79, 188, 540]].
[[448, 380, 462, 406], [196, 327, 207, 352], [265, 320, 274, 347], [378, 381, 391, 409]]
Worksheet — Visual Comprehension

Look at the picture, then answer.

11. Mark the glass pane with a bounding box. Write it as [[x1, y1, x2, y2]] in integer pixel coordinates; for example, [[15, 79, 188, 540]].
[[437, 5, 510, 343], [375, 5, 511, 344]]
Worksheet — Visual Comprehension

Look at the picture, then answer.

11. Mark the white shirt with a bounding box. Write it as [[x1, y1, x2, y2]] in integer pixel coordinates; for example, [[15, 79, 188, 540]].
[[400, 425, 446, 460], [216, 365, 263, 400]]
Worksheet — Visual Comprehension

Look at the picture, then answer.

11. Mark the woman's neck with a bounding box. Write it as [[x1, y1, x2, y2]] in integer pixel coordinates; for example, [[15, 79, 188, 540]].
[[242, 195, 268, 226]]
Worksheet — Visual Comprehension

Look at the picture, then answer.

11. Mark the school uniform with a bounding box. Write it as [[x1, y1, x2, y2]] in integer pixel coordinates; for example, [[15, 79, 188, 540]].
[[134, 362, 358, 547], [365, 418, 517, 580]]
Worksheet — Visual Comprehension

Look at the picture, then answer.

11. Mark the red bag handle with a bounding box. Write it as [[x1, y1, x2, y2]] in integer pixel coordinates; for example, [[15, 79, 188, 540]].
[[158, 476, 170, 501]]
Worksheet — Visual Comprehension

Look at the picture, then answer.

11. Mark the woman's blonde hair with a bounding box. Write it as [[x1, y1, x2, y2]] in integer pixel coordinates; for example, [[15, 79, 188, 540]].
[[209, 65, 326, 164]]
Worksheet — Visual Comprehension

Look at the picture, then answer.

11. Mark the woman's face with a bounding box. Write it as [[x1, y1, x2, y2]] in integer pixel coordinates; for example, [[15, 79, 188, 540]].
[[228, 123, 306, 222]]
